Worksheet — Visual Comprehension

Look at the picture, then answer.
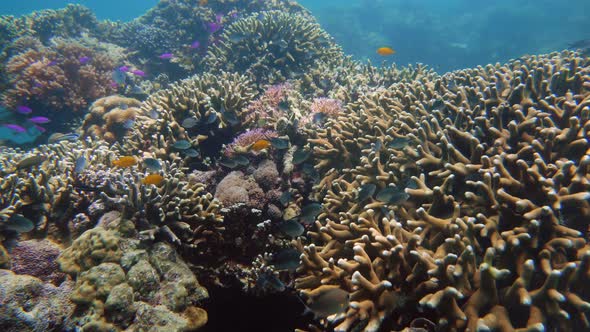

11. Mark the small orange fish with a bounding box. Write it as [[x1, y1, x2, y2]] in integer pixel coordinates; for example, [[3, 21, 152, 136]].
[[376, 47, 396, 56], [112, 156, 138, 168], [199, 0, 208, 5], [142, 173, 164, 186], [250, 139, 271, 152]]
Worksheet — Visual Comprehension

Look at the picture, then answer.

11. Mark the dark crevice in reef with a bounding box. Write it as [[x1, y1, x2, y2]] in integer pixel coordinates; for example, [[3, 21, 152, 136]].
[[202, 286, 311, 332]]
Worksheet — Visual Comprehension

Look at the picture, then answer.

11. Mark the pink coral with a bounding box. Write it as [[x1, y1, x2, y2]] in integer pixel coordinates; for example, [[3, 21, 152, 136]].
[[300, 97, 343, 127], [223, 128, 278, 157], [244, 83, 291, 125]]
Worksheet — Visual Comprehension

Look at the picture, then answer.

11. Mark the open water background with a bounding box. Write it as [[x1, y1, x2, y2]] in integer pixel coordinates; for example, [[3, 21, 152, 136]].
[[2, 0, 589, 72]]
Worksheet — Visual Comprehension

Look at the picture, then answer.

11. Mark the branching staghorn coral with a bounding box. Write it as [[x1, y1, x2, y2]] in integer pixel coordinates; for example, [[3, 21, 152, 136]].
[[297, 51, 590, 331], [129, 71, 257, 160], [0, 139, 119, 244], [206, 10, 342, 86], [91, 161, 224, 258]]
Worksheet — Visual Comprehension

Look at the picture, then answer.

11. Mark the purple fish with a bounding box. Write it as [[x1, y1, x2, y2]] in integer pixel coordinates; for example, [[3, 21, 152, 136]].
[[34, 125, 46, 133], [159, 53, 174, 59], [79, 56, 91, 64], [47, 60, 58, 67], [119, 65, 130, 72], [33, 81, 43, 88], [3, 124, 26, 133], [110, 82, 119, 88], [215, 13, 223, 24], [191, 40, 201, 49], [207, 22, 222, 33], [16, 106, 32, 114], [131, 70, 146, 77], [28, 116, 50, 124]]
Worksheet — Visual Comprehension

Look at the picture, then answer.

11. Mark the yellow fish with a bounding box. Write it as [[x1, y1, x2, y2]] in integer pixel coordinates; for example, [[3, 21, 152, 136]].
[[250, 139, 271, 152], [142, 174, 164, 186], [112, 156, 138, 168], [376, 47, 396, 56]]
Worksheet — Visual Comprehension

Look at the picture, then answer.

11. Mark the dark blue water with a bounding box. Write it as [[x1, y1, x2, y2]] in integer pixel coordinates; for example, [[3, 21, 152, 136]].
[[2, 0, 589, 72]]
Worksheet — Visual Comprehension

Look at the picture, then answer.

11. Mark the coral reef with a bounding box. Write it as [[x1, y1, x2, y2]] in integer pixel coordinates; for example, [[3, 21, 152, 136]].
[[80, 95, 142, 143], [2, 38, 117, 116], [85, 162, 225, 258], [223, 128, 278, 157], [0, 139, 117, 243], [9, 239, 66, 285], [296, 50, 590, 331], [0, 270, 75, 332], [130, 71, 257, 160], [59, 221, 209, 331], [206, 10, 342, 86], [2, 2, 590, 332]]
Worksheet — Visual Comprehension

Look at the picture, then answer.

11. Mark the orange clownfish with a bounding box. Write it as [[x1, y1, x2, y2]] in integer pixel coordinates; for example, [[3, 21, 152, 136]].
[[142, 173, 164, 186], [250, 139, 271, 152], [112, 156, 138, 168], [376, 47, 396, 56]]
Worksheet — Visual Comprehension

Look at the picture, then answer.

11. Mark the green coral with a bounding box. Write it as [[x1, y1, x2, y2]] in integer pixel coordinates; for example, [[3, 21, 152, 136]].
[[61, 225, 209, 331], [58, 227, 122, 275]]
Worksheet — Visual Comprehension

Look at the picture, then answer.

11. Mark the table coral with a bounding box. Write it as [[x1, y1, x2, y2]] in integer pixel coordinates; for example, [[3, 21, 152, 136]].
[[296, 51, 590, 331]]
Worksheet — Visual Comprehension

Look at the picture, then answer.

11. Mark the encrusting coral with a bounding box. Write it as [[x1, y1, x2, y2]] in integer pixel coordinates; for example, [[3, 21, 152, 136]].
[[57, 216, 209, 331], [296, 50, 590, 331], [0, 270, 75, 332]]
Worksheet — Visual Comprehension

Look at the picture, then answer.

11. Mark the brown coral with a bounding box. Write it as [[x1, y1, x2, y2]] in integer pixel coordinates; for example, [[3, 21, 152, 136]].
[[296, 51, 590, 331], [81, 95, 142, 143], [2, 38, 116, 116], [127, 71, 257, 161]]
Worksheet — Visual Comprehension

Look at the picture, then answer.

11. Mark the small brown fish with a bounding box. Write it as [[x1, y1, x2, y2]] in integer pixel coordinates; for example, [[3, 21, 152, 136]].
[[141, 174, 164, 186], [303, 286, 349, 319], [15, 155, 47, 170], [112, 156, 138, 168], [199, 0, 208, 5]]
